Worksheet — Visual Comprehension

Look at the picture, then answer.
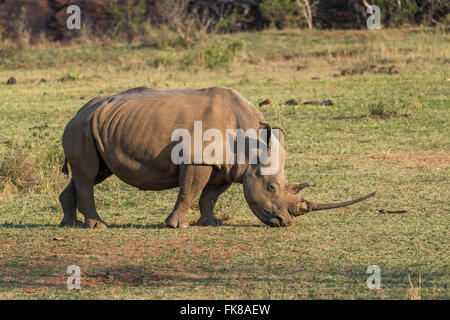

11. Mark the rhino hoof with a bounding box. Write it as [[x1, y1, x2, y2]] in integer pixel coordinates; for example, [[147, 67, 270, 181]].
[[83, 219, 107, 229], [59, 219, 83, 228], [165, 215, 190, 228], [179, 222, 190, 228], [165, 221, 190, 228], [196, 217, 224, 227]]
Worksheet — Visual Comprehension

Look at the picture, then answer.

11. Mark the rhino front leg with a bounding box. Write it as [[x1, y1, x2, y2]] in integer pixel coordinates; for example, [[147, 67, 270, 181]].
[[197, 182, 231, 226], [165, 165, 213, 228]]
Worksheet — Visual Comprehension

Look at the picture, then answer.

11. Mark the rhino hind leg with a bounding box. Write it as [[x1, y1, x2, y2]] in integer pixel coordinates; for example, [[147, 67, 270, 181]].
[[197, 182, 231, 226], [165, 165, 213, 228], [63, 131, 109, 229], [72, 172, 107, 229], [58, 179, 83, 227]]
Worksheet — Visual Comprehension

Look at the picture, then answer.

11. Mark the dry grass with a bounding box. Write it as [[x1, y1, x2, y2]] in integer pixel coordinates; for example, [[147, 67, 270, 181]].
[[407, 274, 422, 300], [0, 147, 39, 193]]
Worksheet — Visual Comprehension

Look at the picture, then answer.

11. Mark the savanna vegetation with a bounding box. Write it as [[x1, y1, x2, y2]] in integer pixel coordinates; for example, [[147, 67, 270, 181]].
[[0, 3, 448, 299], [1, 0, 449, 43]]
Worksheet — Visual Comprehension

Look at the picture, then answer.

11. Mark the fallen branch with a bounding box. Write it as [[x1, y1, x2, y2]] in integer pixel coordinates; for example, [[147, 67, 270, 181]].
[[379, 209, 408, 214]]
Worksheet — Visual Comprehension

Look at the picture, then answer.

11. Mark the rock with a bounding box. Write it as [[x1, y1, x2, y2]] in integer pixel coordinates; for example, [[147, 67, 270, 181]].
[[6, 76, 16, 85], [301, 100, 334, 106], [283, 99, 299, 106], [321, 99, 334, 106], [258, 98, 271, 107]]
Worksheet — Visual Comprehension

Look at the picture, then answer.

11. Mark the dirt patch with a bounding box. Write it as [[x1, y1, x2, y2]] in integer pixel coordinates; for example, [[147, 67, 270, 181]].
[[308, 49, 361, 58], [81, 267, 165, 287], [358, 152, 450, 168], [336, 64, 399, 77], [0, 232, 255, 291], [271, 49, 361, 63], [271, 56, 290, 62]]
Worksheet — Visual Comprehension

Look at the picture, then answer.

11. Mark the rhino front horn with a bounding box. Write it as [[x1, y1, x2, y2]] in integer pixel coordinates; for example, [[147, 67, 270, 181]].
[[298, 192, 376, 214]]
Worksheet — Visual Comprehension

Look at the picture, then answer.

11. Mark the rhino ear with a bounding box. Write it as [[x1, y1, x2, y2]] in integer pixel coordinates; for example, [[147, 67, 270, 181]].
[[259, 122, 271, 147], [286, 183, 310, 194]]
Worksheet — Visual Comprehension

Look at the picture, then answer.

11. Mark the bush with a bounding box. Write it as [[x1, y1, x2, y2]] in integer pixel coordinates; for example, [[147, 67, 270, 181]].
[[58, 73, 77, 82], [371, 0, 419, 26], [259, 0, 303, 28], [180, 40, 244, 70], [106, 0, 148, 42], [146, 54, 175, 68], [0, 133, 66, 194], [367, 100, 411, 119], [0, 147, 39, 192]]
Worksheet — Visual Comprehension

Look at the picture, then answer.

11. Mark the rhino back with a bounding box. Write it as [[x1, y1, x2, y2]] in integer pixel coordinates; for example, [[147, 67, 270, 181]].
[[83, 87, 263, 188]]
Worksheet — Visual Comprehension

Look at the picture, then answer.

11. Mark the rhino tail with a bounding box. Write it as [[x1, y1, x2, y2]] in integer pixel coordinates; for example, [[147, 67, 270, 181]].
[[61, 157, 69, 175]]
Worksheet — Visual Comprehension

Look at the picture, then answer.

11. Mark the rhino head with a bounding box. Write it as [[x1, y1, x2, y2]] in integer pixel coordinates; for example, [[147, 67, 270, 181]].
[[242, 123, 375, 227]]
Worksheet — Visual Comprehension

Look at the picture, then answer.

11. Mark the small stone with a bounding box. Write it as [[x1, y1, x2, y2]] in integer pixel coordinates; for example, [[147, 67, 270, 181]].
[[321, 100, 334, 106], [284, 99, 299, 106], [6, 77, 16, 85], [258, 98, 271, 107]]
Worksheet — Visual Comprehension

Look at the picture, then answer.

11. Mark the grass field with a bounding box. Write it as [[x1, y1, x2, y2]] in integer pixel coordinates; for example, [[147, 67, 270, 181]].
[[0, 28, 448, 299]]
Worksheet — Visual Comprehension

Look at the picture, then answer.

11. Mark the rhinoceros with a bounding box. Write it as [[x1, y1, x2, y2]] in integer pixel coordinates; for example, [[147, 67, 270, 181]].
[[59, 86, 374, 228]]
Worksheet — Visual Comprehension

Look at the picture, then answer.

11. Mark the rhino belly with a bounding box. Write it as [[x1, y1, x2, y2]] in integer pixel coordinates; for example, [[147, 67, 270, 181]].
[[97, 141, 179, 191], [91, 101, 181, 191]]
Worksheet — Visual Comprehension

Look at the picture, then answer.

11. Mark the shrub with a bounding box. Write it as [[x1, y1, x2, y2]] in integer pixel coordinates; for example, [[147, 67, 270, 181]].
[[146, 54, 175, 68], [180, 40, 244, 70], [106, 0, 148, 42], [367, 100, 411, 119], [0, 147, 39, 192], [259, 0, 303, 28], [58, 73, 77, 82]]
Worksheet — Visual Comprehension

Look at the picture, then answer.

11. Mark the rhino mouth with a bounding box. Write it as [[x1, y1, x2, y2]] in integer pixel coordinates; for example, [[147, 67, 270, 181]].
[[263, 210, 292, 227]]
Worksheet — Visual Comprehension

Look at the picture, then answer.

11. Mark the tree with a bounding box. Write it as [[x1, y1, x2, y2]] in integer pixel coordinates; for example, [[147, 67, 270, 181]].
[[295, 0, 317, 29]]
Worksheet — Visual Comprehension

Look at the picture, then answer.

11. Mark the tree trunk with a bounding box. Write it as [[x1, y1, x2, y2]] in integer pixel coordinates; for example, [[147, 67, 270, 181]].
[[296, 0, 313, 29]]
